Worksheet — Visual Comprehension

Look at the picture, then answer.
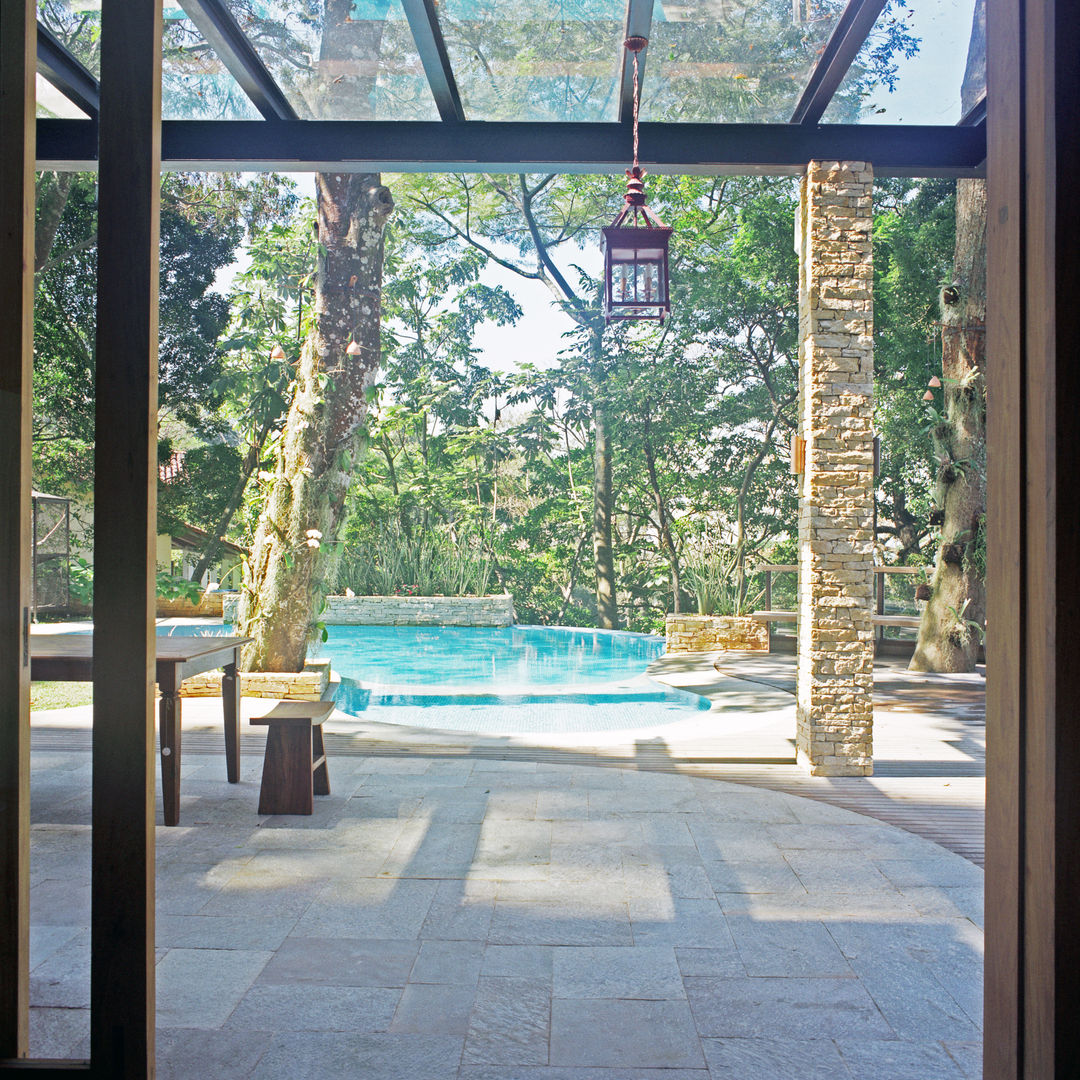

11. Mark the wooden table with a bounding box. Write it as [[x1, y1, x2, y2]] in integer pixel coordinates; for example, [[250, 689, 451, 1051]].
[[31, 634, 251, 826]]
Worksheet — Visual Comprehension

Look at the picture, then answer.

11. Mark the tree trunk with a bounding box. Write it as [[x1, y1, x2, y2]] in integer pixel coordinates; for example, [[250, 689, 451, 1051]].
[[641, 417, 680, 614], [592, 400, 618, 629], [909, 178, 987, 672], [910, 0, 987, 673], [240, 173, 393, 671], [35, 172, 76, 273]]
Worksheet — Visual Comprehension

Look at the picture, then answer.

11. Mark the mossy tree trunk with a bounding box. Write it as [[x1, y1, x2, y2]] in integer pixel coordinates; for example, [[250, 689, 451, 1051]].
[[909, 177, 987, 672], [910, 0, 986, 673], [240, 173, 393, 671]]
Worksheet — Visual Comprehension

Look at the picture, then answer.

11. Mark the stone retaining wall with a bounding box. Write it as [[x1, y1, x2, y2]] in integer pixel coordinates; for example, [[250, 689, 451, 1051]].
[[665, 614, 769, 653], [157, 591, 229, 618], [178, 660, 330, 700], [322, 594, 515, 626]]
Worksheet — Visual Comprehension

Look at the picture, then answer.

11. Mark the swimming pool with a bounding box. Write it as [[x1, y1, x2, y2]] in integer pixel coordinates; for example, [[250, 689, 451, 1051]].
[[154, 621, 709, 733]]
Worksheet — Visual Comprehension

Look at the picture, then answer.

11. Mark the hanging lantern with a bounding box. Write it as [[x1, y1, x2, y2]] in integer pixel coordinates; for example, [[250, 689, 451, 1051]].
[[270, 344, 286, 360], [346, 340, 362, 356], [602, 37, 672, 324], [928, 375, 942, 388]]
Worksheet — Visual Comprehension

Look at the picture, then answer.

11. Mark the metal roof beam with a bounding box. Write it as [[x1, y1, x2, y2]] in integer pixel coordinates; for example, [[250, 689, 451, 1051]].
[[959, 93, 986, 126], [38, 117, 987, 178], [178, 0, 297, 121], [37, 22, 99, 120], [790, 0, 886, 125], [618, 0, 654, 124], [400, 0, 465, 123]]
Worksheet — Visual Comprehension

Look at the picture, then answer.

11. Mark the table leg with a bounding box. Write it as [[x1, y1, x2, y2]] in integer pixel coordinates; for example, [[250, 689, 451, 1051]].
[[159, 688, 181, 827], [222, 655, 240, 784]]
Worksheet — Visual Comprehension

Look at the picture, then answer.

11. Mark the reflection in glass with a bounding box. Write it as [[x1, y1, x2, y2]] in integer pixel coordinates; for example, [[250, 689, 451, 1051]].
[[434, 0, 625, 122], [642, 0, 848, 124], [220, 0, 437, 121], [822, 0, 979, 125]]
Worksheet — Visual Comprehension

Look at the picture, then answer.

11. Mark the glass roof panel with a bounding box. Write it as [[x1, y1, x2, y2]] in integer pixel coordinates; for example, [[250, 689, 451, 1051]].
[[39, 1, 101, 77], [218, 0, 438, 121], [434, 0, 625, 123], [162, 8, 262, 120], [823, 0, 981, 124], [641, 0, 848, 124], [38, 2, 259, 120], [36, 72, 90, 118]]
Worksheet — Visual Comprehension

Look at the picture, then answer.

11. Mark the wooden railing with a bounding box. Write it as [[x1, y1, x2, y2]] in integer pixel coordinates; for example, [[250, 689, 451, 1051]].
[[751, 563, 926, 643]]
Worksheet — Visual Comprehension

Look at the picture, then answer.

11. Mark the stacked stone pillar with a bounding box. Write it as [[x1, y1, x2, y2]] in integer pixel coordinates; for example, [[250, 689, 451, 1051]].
[[794, 161, 875, 776]]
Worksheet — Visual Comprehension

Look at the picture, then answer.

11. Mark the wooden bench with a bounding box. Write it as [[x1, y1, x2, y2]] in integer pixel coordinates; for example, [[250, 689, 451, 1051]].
[[251, 701, 334, 815]]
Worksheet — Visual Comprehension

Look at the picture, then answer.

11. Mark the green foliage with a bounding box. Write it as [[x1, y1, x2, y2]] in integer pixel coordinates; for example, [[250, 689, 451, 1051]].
[[336, 521, 494, 598], [155, 572, 204, 603], [683, 548, 765, 617]]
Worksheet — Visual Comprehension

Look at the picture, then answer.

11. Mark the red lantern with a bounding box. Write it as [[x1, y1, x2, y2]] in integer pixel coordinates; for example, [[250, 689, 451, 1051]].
[[602, 37, 672, 325], [602, 168, 672, 324]]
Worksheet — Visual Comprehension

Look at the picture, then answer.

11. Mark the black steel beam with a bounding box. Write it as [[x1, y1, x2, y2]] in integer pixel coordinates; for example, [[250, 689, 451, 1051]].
[[36, 117, 987, 178], [618, 0, 654, 124], [790, 0, 886, 125], [400, 0, 464, 123], [178, 0, 297, 121], [36, 21, 99, 119], [959, 92, 986, 126]]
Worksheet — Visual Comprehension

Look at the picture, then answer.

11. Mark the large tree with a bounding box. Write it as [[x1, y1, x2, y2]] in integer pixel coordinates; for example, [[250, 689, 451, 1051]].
[[910, 0, 986, 672]]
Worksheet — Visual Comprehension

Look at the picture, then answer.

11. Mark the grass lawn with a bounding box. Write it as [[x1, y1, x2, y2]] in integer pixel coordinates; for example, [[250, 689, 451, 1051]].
[[31, 682, 94, 710]]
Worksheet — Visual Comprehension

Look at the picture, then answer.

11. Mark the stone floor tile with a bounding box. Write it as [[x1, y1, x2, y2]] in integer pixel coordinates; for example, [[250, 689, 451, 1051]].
[[874, 857, 984, 889], [551, 945, 684, 1000], [156, 913, 297, 951], [725, 914, 853, 977], [390, 982, 476, 1034], [29, 943, 89, 1008], [420, 879, 497, 941], [674, 945, 744, 977], [836, 1039, 967, 1078], [156, 949, 271, 1029], [549, 818, 643, 847], [702, 858, 807, 897], [292, 878, 439, 939], [684, 976, 894, 1039], [251, 1032, 464, 1080], [28, 1006, 89, 1059], [549, 998, 704, 1069], [197, 867, 328, 919], [687, 821, 784, 862], [411, 940, 486, 984], [29, 923, 83, 971], [346, 791, 424, 819], [255, 936, 419, 987], [380, 821, 482, 879], [459, 1070, 709, 1080], [226, 983, 400, 1033], [536, 790, 591, 820], [481, 945, 555, 979], [588, 789, 702, 815], [29, 878, 90, 925], [489, 900, 632, 946], [943, 1040, 983, 1078], [156, 1028, 273, 1079], [898, 886, 983, 925], [701, 1037, 852, 1079], [783, 850, 898, 895], [628, 897, 730, 947], [494, 874, 626, 905], [463, 976, 551, 1065]]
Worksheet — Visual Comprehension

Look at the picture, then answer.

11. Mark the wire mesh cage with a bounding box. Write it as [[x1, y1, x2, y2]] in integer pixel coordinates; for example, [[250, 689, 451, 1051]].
[[32, 491, 71, 616]]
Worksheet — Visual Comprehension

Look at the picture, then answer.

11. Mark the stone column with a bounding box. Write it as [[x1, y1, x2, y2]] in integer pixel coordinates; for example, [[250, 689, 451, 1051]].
[[795, 160, 875, 776]]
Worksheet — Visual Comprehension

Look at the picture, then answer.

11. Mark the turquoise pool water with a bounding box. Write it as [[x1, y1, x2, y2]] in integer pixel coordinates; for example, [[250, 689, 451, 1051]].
[[152, 621, 708, 734]]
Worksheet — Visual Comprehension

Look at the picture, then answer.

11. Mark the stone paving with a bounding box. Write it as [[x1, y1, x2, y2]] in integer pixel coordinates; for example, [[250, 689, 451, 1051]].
[[28, 736, 983, 1077]]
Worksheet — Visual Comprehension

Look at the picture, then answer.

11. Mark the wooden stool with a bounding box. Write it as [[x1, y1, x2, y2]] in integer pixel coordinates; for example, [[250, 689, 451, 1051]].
[[251, 701, 334, 815]]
